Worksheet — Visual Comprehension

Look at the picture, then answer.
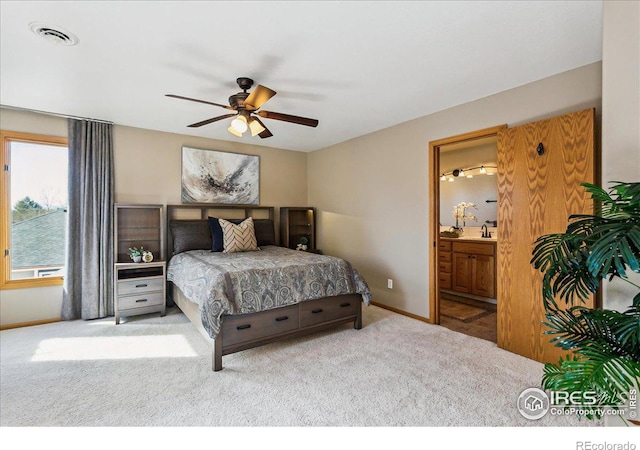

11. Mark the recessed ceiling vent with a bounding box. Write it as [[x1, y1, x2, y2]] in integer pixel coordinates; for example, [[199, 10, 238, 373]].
[[29, 23, 79, 46]]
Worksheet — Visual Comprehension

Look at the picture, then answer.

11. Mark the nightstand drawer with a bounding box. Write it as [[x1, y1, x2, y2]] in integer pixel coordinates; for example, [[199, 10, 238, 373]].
[[300, 295, 359, 328], [118, 292, 165, 310], [118, 277, 164, 296]]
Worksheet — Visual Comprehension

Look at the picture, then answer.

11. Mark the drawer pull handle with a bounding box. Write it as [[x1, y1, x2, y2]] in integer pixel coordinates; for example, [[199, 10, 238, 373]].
[[135, 284, 148, 288], [340, 302, 351, 308], [311, 309, 323, 314], [236, 324, 251, 330], [135, 298, 148, 303], [275, 316, 289, 322]]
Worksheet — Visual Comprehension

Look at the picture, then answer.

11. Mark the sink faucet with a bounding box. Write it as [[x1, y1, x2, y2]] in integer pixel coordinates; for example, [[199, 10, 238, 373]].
[[481, 224, 492, 238]]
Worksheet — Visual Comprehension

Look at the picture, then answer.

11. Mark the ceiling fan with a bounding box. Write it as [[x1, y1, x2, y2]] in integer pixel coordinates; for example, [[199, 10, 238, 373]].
[[166, 77, 319, 139]]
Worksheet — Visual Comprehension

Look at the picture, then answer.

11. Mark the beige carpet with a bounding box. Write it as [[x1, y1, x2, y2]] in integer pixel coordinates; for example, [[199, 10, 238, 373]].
[[0, 305, 601, 427]]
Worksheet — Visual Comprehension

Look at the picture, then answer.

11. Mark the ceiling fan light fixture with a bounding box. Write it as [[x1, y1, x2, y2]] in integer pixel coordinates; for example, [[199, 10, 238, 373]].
[[167, 77, 317, 140], [231, 115, 248, 133], [248, 118, 265, 137], [227, 126, 243, 137]]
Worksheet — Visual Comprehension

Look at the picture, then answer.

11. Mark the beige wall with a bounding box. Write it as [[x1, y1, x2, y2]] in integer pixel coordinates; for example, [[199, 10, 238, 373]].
[[0, 108, 307, 326], [601, 0, 640, 313], [112, 126, 307, 208], [308, 62, 602, 319]]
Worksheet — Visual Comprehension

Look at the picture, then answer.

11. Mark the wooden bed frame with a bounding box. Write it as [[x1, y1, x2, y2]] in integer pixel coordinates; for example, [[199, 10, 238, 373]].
[[166, 204, 363, 371]]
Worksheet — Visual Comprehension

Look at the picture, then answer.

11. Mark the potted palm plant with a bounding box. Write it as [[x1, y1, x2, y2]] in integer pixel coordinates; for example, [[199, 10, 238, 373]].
[[530, 181, 640, 422]]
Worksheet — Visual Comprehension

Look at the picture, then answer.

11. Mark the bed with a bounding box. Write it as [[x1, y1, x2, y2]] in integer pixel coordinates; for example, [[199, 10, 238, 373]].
[[165, 204, 372, 371]]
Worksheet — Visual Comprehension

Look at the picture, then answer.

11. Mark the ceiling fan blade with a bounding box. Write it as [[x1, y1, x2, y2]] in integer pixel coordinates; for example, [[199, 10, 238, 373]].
[[166, 94, 234, 110], [244, 85, 276, 110], [256, 110, 318, 127], [253, 117, 273, 138], [187, 113, 237, 128]]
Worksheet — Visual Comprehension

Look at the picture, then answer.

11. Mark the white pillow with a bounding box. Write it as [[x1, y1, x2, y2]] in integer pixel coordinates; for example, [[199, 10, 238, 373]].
[[218, 217, 260, 253]]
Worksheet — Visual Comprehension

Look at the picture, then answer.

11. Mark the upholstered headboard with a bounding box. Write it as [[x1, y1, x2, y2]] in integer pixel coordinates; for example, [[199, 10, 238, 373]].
[[166, 204, 275, 257]]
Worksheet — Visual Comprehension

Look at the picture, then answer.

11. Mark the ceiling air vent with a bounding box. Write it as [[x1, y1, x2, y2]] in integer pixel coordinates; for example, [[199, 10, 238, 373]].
[[29, 23, 79, 46]]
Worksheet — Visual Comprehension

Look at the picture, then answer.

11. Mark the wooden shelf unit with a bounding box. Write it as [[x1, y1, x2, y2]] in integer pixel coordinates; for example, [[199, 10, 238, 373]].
[[114, 204, 165, 263], [280, 207, 316, 251], [113, 204, 166, 323]]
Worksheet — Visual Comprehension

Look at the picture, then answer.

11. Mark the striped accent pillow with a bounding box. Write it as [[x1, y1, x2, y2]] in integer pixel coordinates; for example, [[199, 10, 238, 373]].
[[219, 217, 260, 253]]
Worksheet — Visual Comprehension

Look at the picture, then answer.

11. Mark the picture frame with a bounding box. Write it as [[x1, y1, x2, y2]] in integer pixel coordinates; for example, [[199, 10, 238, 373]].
[[181, 146, 260, 205]]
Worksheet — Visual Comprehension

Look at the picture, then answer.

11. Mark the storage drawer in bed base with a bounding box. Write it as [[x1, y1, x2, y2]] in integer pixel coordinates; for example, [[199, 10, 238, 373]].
[[221, 304, 300, 347], [220, 295, 362, 359], [171, 284, 362, 372], [221, 308, 361, 356]]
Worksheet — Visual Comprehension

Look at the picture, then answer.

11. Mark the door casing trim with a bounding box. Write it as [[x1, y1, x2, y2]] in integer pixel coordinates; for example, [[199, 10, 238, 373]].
[[428, 125, 507, 324]]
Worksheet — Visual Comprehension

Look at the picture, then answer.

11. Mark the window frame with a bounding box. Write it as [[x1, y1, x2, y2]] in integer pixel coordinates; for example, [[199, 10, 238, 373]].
[[0, 130, 68, 290]]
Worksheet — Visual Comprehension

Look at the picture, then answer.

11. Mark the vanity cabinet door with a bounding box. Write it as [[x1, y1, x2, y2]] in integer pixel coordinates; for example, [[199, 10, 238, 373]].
[[472, 255, 495, 298], [452, 253, 472, 293], [453, 252, 495, 298]]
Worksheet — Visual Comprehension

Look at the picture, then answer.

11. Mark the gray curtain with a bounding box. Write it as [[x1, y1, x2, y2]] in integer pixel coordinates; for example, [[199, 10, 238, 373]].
[[62, 119, 114, 320]]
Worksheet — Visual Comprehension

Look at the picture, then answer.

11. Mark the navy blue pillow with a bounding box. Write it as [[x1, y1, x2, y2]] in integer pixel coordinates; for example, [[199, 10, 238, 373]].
[[208, 217, 224, 252]]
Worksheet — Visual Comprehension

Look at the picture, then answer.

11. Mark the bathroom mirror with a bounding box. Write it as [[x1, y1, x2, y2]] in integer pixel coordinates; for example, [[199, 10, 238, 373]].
[[439, 139, 497, 228]]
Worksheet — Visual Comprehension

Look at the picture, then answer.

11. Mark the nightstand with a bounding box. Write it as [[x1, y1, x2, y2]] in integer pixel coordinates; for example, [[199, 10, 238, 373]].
[[114, 261, 166, 324]]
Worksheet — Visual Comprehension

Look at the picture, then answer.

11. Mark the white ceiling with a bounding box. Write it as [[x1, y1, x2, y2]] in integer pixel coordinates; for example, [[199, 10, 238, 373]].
[[0, 1, 603, 152]]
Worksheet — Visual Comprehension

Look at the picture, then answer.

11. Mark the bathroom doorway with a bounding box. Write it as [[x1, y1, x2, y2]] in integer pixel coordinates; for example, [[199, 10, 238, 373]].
[[428, 125, 505, 343]]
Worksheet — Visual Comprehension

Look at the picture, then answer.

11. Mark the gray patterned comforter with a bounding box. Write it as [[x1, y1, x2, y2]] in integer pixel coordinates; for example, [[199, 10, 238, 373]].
[[167, 246, 372, 339]]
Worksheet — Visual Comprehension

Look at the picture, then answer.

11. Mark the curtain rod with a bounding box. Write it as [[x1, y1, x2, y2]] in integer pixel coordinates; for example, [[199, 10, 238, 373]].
[[0, 104, 114, 125]]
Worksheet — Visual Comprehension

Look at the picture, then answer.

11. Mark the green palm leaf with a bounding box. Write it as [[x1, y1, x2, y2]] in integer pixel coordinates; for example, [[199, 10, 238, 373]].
[[532, 181, 640, 421]]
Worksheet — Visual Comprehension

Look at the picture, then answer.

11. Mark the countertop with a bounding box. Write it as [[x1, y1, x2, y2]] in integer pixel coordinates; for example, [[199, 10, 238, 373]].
[[440, 235, 497, 243]]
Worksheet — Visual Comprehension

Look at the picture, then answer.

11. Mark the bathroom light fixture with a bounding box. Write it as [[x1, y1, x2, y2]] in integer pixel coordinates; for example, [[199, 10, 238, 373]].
[[439, 165, 497, 181]]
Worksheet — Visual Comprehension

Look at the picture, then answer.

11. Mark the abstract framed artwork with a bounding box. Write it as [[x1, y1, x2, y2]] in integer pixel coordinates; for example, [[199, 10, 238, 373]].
[[181, 147, 260, 204]]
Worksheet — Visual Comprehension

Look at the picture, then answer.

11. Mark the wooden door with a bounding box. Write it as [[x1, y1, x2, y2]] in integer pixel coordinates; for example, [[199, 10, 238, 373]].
[[497, 108, 596, 364], [452, 253, 472, 293], [472, 255, 495, 298]]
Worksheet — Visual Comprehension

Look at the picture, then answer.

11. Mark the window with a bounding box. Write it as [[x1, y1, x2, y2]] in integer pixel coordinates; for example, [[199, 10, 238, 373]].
[[1, 130, 68, 289]]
